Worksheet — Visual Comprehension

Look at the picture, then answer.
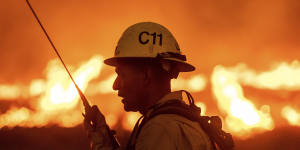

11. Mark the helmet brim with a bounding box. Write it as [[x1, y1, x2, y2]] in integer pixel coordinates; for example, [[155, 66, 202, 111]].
[[104, 57, 195, 72]]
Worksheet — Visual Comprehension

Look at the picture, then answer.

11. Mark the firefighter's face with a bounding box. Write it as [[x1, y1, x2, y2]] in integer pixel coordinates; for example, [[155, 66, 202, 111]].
[[113, 63, 147, 112]]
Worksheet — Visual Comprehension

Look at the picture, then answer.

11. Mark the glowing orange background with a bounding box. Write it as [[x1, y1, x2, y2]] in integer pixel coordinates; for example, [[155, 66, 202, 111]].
[[1, 0, 300, 149]]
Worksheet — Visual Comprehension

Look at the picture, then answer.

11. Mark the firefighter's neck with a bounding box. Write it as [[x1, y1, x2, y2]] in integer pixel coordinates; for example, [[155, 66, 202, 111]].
[[139, 81, 171, 115]]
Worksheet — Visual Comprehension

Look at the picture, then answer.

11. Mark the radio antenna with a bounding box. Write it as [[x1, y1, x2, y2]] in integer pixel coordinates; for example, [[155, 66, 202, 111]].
[[25, 0, 91, 110]]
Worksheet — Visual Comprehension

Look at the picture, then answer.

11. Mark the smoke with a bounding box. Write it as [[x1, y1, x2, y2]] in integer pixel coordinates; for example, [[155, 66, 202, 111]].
[[1, 0, 299, 84], [157, 0, 300, 73]]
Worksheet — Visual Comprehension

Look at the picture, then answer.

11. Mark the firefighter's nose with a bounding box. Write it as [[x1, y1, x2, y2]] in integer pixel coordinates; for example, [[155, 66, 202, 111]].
[[113, 76, 121, 91]]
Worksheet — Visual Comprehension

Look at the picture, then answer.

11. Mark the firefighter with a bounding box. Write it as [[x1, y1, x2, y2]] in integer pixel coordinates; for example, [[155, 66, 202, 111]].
[[84, 22, 215, 150]]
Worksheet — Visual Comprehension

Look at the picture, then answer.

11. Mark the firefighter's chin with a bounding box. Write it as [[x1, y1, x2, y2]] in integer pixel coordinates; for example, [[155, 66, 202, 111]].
[[122, 98, 138, 112]]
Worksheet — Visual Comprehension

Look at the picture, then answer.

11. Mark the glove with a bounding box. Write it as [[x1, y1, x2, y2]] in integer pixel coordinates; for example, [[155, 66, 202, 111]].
[[83, 105, 116, 150]]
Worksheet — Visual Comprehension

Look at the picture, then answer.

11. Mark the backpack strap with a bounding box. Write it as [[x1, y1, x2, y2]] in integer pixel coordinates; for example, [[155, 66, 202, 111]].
[[126, 91, 234, 150], [136, 99, 234, 150]]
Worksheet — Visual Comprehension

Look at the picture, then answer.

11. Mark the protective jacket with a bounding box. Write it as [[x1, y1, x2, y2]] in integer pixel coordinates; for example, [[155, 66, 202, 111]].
[[125, 91, 214, 150]]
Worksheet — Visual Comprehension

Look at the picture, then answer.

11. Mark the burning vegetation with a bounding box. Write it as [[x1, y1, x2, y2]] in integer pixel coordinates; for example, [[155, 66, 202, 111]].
[[1, 0, 300, 149], [1, 57, 299, 139]]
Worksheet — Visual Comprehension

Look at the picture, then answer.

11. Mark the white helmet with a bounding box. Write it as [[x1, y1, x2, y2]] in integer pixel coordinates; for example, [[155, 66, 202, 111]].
[[104, 22, 195, 72]]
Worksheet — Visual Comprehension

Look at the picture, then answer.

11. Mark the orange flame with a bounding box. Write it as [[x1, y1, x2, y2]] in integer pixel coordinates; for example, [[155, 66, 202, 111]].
[[223, 60, 300, 90], [29, 79, 46, 97], [2, 58, 300, 139], [0, 55, 103, 128], [195, 102, 206, 116], [0, 85, 22, 99], [106, 114, 118, 127], [281, 106, 300, 126], [211, 65, 274, 137], [122, 112, 140, 131], [97, 74, 117, 94], [39, 55, 103, 111], [172, 74, 207, 92], [0, 107, 30, 128]]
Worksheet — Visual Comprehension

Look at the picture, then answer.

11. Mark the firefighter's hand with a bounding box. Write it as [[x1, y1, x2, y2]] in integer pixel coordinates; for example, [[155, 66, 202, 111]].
[[83, 105, 114, 150]]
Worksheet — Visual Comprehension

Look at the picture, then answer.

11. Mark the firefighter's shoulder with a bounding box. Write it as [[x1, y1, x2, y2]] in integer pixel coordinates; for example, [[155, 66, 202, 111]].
[[136, 114, 214, 150]]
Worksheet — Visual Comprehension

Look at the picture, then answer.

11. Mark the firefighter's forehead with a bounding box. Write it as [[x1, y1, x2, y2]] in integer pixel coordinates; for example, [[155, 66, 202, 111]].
[[115, 63, 141, 73], [115, 63, 136, 73]]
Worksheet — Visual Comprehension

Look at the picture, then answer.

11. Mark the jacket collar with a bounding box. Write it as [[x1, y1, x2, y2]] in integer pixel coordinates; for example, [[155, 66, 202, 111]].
[[144, 90, 184, 117]]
